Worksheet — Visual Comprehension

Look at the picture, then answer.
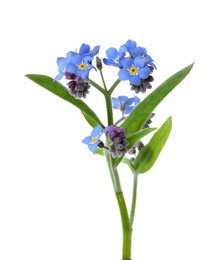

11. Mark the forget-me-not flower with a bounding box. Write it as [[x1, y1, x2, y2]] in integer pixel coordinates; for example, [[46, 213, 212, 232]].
[[112, 95, 140, 115], [118, 56, 151, 85], [103, 45, 126, 67], [82, 125, 103, 153]]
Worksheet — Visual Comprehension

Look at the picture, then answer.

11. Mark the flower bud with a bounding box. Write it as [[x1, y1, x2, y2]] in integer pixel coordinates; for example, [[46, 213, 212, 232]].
[[96, 57, 103, 70]]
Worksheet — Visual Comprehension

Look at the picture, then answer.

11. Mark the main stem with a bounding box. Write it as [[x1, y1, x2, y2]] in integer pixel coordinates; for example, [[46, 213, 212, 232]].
[[102, 74, 132, 259], [105, 150, 132, 260]]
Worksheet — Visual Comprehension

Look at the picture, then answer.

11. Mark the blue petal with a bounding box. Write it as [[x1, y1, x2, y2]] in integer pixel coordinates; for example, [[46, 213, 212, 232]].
[[133, 96, 141, 105], [54, 71, 64, 81], [91, 45, 100, 56], [118, 96, 128, 102], [57, 57, 67, 69], [77, 70, 89, 79], [106, 47, 118, 59], [66, 63, 77, 74], [129, 75, 140, 85], [103, 58, 113, 66], [125, 39, 137, 55], [112, 97, 120, 109], [125, 97, 135, 106], [84, 56, 93, 63], [79, 44, 90, 55], [82, 136, 92, 144], [124, 106, 134, 114], [120, 57, 133, 69], [67, 51, 77, 62], [134, 57, 145, 68], [118, 68, 130, 80], [88, 142, 99, 153], [91, 125, 102, 137], [138, 66, 150, 79]]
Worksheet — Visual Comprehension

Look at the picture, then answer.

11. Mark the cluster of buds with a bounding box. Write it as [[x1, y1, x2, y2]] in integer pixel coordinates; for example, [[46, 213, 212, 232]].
[[65, 72, 90, 99], [128, 140, 144, 156], [130, 67, 155, 94], [105, 125, 128, 158]]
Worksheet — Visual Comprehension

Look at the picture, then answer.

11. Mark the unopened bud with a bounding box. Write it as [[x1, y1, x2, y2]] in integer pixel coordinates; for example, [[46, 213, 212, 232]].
[[96, 57, 103, 70]]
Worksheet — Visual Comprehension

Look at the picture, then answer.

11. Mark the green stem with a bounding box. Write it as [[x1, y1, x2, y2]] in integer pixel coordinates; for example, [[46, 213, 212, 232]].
[[104, 92, 113, 126], [87, 78, 106, 94], [130, 173, 139, 227], [109, 78, 121, 94], [99, 69, 108, 91], [105, 149, 132, 260], [116, 192, 132, 260]]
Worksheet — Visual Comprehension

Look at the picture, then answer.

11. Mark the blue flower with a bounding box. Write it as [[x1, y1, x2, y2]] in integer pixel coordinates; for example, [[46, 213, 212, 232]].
[[124, 39, 137, 56], [67, 55, 97, 79], [103, 45, 126, 67], [78, 43, 100, 57], [118, 57, 151, 85], [82, 125, 103, 153], [112, 95, 140, 114], [131, 46, 156, 69], [54, 51, 76, 81]]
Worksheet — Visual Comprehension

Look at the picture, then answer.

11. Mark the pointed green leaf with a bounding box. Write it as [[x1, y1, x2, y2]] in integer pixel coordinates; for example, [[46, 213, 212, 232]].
[[113, 127, 157, 168], [134, 116, 172, 174], [120, 63, 194, 136], [25, 74, 104, 128]]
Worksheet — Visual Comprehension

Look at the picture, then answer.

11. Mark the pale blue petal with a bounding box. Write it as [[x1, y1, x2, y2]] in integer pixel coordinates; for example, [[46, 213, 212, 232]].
[[91, 125, 102, 136], [118, 68, 130, 80], [82, 136, 92, 144]]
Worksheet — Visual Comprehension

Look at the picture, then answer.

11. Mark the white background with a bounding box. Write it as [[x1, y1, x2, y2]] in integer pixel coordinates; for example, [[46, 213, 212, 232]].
[[1, 0, 222, 259]]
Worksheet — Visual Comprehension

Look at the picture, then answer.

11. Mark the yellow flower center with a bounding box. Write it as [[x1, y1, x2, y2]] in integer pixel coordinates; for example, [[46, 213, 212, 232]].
[[78, 63, 87, 70], [129, 65, 138, 75], [91, 136, 98, 144]]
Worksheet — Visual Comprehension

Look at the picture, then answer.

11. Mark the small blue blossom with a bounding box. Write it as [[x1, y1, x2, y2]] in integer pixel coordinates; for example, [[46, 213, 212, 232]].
[[131, 46, 156, 69], [118, 57, 151, 85], [54, 51, 76, 81], [82, 125, 103, 153], [103, 45, 126, 67], [78, 43, 100, 57], [67, 55, 97, 79], [124, 39, 137, 57], [112, 95, 140, 114]]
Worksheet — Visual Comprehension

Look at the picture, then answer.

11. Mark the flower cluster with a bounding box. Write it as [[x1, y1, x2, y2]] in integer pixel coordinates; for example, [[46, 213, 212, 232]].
[[105, 125, 128, 158], [103, 39, 156, 93], [54, 44, 99, 98], [55, 40, 156, 98]]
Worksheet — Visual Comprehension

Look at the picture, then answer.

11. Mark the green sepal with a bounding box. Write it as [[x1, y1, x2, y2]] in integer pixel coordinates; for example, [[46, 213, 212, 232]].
[[120, 63, 194, 136], [25, 74, 104, 128], [94, 148, 105, 156], [134, 116, 172, 174], [114, 127, 157, 168]]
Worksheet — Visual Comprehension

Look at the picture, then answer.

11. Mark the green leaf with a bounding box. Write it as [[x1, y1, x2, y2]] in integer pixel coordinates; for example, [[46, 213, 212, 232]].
[[134, 116, 172, 174], [114, 127, 157, 168], [120, 63, 194, 136], [25, 74, 104, 128]]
